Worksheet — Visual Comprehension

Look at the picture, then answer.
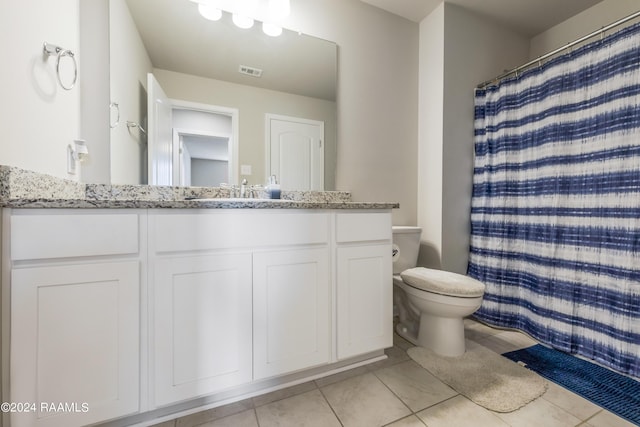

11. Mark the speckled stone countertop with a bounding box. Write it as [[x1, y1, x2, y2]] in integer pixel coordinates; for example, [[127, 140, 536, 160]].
[[0, 166, 399, 210]]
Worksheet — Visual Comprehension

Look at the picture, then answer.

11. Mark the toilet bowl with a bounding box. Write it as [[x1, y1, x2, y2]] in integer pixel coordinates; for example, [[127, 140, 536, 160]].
[[395, 269, 484, 357], [392, 227, 485, 357]]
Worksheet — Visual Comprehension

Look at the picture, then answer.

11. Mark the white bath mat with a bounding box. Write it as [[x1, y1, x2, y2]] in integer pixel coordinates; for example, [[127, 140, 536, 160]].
[[407, 342, 547, 412]]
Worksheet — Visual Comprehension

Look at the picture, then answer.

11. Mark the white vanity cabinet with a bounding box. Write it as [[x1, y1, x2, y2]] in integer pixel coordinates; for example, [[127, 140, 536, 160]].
[[6, 210, 143, 427], [335, 212, 393, 359], [253, 247, 330, 380], [148, 210, 331, 406], [2, 205, 393, 426]]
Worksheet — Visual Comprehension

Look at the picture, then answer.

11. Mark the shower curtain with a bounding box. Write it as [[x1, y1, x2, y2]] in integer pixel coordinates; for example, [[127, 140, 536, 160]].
[[469, 21, 640, 377]]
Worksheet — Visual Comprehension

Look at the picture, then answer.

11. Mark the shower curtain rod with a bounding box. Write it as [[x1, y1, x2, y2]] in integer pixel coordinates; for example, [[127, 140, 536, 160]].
[[476, 9, 640, 89]]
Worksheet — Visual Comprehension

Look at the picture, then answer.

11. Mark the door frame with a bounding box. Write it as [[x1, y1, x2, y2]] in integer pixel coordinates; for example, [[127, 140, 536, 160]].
[[265, 113, 324, 190]]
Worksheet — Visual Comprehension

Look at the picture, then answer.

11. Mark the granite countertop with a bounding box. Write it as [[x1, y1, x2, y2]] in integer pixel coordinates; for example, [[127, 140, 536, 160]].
[[0, 166, 399, 210]]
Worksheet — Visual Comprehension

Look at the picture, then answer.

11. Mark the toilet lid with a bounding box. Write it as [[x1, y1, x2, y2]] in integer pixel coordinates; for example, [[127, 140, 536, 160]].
[[400, 267, 485, 297]]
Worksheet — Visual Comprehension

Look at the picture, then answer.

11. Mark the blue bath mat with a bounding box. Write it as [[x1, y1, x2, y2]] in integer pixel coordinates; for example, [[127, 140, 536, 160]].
[[502, 344, 640, 426]]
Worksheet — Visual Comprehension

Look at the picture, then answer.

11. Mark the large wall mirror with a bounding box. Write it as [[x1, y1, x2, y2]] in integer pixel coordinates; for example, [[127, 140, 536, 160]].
[[109, 0, 337, 190]]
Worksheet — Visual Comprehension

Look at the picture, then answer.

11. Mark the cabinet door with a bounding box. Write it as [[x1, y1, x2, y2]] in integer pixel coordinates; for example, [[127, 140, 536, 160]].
[[153, 253, 252, 407], [253, 248, 330, 380], [337, 244, 392, 359], [10, 262, 140, 427]]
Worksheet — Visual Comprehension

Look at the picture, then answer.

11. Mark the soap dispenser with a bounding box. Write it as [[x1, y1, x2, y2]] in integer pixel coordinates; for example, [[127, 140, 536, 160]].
[[266, 175, 281, 199]]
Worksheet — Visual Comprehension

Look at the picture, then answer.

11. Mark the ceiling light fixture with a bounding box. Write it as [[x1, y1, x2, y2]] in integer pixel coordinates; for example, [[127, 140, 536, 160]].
[[232, 13, 255, 29], [191, 0, 290, 35], [197, 2, 222, 21], [262, 22, 282, 37]]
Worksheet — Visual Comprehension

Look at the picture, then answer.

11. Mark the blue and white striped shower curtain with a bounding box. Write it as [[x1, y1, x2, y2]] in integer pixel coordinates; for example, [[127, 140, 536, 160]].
[[469, 22, 640, 377]]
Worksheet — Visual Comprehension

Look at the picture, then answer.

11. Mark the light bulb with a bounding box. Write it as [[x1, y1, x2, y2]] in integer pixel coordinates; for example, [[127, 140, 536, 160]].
[[262, 22, 282, 37], [232, 13, 254, 29], [198, 3, 222, 21]]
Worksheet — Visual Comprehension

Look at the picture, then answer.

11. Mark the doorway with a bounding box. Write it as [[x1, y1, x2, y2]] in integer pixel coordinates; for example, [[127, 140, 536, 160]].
[[147, 73, 239, 186], [173, 129, 231, 187]]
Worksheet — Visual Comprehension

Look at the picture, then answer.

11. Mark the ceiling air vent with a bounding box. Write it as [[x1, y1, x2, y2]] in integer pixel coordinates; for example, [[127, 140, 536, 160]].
[[239, 65, 263, 78]]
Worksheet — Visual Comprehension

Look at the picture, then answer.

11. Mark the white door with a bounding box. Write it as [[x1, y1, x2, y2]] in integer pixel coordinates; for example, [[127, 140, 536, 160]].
[[253, 248, 330, 379], [266, 114, 324, 191], [153, 253, 253, 406], [11, 262, 140, 427], [336, 245, 393, 359], [147, 73, 173, 185]]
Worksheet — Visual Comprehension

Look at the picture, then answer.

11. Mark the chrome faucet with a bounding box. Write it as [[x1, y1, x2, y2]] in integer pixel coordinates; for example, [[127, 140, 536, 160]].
[[221, 181, 262, 198], [220, 183, 239, 198], [240, 179, 248, 198]]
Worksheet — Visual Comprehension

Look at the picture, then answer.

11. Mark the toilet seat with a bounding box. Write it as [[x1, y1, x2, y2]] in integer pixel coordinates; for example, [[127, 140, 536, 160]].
[[400, 267, 485, 298]]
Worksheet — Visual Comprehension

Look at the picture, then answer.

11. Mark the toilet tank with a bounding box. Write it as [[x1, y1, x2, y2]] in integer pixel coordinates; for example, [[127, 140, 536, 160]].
[[392, 226, 422, 275]]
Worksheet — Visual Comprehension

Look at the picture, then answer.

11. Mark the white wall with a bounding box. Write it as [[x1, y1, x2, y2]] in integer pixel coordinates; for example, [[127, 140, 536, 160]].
[[0, 0, 80, 180], [530, 0, 640, 58], [417, 4, 445, 268], [284, 0, 419, 225], [191, 159, 228, 187], [417, 3, 530, 272], [109, 0, 153, 185]]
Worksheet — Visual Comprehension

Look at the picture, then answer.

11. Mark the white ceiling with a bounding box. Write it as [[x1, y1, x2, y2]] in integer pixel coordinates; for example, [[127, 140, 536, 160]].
[[182, 135, 229, 160], [360, 0, 604, 36]]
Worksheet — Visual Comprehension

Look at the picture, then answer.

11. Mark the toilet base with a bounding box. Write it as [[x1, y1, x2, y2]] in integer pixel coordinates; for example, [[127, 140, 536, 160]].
[[417, 314, 466, 357], [397, 315, 466, 357], [394, 278, 480, 358]]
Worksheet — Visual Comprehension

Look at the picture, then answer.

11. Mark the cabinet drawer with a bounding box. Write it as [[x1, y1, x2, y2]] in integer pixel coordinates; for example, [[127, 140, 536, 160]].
[[10, 211, 139, 261], [336, 212, 391, 243], [152, 210, 329, 253]]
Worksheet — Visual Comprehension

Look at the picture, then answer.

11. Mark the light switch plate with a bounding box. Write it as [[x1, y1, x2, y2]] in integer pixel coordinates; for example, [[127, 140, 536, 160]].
[[240, 164, 252, 175]]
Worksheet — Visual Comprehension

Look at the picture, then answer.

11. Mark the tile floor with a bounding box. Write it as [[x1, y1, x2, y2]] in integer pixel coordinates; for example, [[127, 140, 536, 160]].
[[152, 318, 638, 427]]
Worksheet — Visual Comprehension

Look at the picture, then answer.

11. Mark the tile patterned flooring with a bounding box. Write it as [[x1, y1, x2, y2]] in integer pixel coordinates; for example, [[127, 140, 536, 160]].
[[152, 318, 637, 427]]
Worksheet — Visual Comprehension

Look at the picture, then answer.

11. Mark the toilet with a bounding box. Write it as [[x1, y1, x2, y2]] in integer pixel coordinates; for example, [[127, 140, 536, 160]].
[[392, 226, 485, 357]]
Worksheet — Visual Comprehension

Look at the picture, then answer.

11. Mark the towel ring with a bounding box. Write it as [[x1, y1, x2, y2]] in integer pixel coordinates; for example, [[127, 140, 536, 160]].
[[43, 42, 78, 91]]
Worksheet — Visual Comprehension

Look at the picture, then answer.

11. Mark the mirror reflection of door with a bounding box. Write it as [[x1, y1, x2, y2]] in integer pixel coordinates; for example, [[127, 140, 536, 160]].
[[148, 73, 173, 185], [266, 114, 324, 191], [147, 73, 239, 186]]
